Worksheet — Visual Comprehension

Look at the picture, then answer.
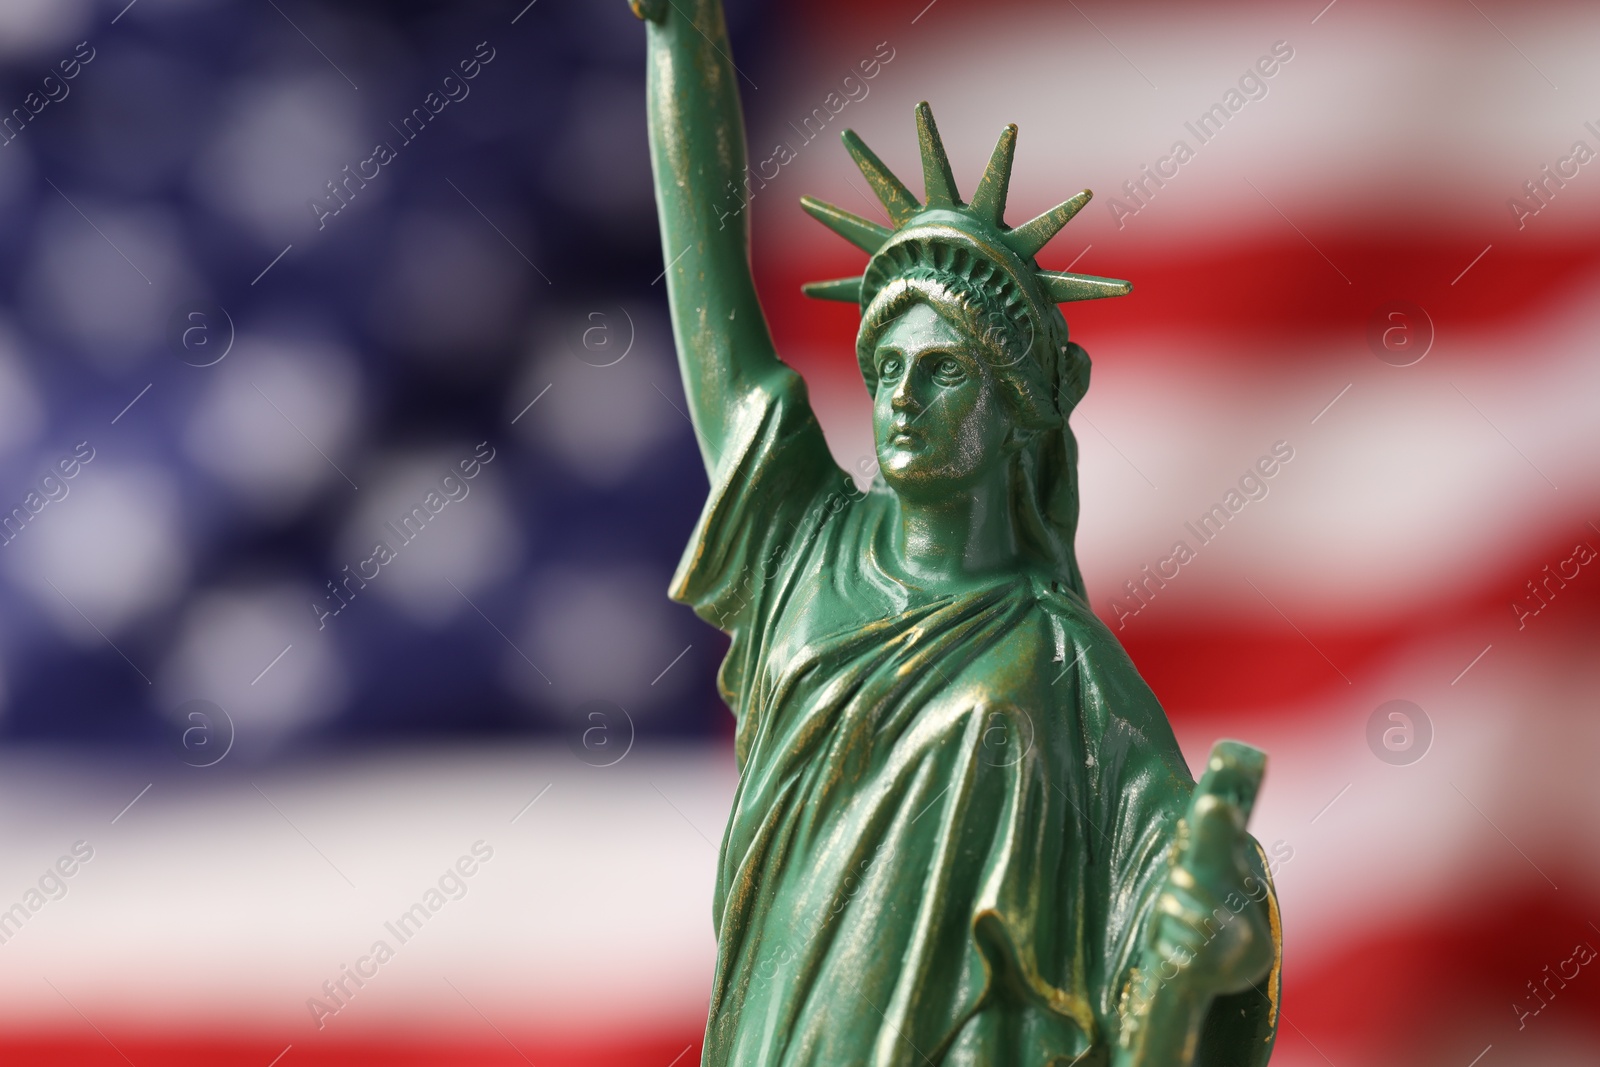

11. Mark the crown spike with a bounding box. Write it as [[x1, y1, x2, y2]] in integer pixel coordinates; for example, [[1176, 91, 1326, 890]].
[[969, 124, 1016, 226], [1037, 269, 1132, 303], [841, 129, 921, 227], [801, 276, 864, 303], [799, 196, 892, 254], [914, 101, 960, 209], [1002, 190, 1093, 259]]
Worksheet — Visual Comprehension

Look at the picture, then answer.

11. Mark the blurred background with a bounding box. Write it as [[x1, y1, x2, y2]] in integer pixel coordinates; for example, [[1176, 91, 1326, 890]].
[[0, 0, 1595, 1063]]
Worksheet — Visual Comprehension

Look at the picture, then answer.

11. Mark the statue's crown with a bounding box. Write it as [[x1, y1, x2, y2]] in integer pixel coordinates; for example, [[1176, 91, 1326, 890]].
[[801, 102, 1130, 318]]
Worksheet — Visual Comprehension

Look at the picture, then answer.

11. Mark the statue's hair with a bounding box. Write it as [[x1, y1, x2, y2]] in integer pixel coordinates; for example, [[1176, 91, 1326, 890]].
[[856, 269, 1094, 599]]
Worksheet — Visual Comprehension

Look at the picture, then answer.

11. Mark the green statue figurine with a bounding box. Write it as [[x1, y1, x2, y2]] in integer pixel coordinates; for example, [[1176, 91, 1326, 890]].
[[628, 2, 1282, 1064]]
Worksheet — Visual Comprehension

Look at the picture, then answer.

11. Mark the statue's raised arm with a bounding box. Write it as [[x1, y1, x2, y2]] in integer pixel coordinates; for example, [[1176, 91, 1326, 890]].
[[632, 0, 784, 470]]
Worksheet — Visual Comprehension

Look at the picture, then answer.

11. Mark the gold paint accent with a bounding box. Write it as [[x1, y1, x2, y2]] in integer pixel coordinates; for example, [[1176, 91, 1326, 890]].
[[841, 128, 920, 226], [1038, 270, 1133, 303], [800, 276, 863, 302], [969, 124, 1016, 226], [1001, 189, 1092, 259], [799, 195, 892, 254], [1250, 838, 1283, 1030], [915, 100, 961, 208]]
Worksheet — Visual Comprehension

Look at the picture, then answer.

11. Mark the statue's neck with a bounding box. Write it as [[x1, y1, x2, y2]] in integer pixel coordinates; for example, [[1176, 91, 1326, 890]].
[[891, 479, 1019, 587]]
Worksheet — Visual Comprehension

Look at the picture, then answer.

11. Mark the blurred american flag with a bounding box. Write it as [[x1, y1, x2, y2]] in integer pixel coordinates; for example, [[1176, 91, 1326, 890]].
[[0, 0, 1595, 1064]]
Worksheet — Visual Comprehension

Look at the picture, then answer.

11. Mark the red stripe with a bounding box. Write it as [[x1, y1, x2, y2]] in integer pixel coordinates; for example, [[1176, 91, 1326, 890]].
[[1283, 885, 1600, 1060], [1117, 529, 1600, 719], [0, 1033, 702, 1067], [757, 231, 1600, 380]]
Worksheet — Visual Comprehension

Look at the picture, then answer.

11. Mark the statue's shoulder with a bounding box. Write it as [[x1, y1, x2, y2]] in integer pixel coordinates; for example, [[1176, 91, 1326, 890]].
[[1027, 576, 1124, 656], [938, 577, 1113, 705], [1021, 575, 1166, 714], [940, 580, 1170, 764]]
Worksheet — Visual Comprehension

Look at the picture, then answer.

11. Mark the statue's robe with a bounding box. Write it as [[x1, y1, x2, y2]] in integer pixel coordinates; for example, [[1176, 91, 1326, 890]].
[[672, 372, 1280, 1067]]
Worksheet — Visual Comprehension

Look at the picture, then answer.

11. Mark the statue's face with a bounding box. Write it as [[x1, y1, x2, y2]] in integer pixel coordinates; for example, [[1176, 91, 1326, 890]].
[[871, 302, 1012, 500]]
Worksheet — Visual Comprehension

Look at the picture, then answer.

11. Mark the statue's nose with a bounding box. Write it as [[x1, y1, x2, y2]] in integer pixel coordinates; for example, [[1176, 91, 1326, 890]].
[[890, 375, 918, 412]]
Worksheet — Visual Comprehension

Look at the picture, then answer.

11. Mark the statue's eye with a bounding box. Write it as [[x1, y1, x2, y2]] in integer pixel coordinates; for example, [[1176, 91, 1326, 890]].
[[932, 356, 965, 385], [878, 356, 903, 381]]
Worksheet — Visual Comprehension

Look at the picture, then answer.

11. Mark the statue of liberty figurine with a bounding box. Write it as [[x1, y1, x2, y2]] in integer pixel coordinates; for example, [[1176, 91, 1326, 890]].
[[628, 2, 1282, 1063]]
